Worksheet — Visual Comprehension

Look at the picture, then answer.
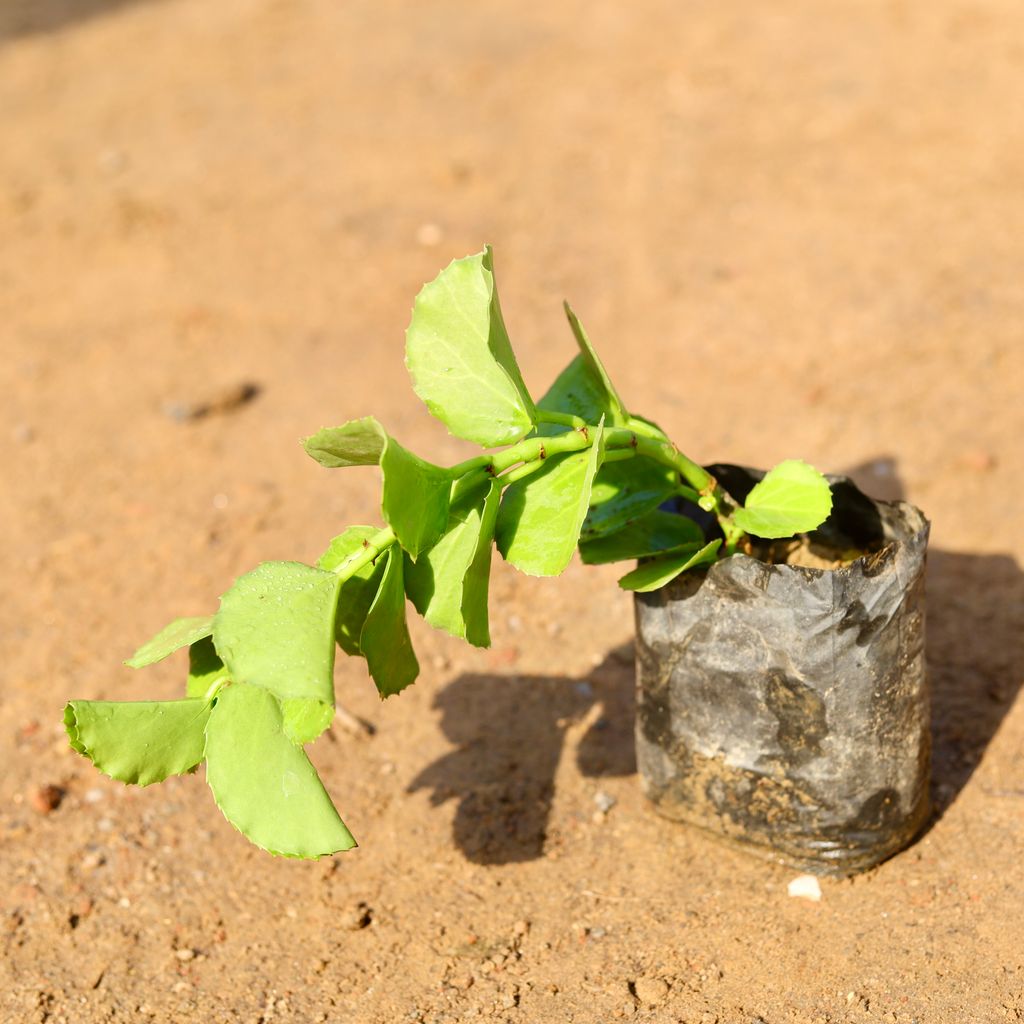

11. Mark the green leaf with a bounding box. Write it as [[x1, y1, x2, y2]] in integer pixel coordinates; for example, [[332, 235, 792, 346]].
[[360, 549, 419, 697], [213, 562, 340, 743], [563, 303, 627, 423], [302, 416, 387, 469], [318, 526, 387, 656], [64, 698, 211, 786], [617, 540, 722, 592], [463, 478, 502, 647], [496, 418, 606, 576], [381, 437, 451, 559], [405, 247, 535, 447], [732, 459, 833, 539], [281, 697, 336, 746], [186, 635, 229, 699], [204, 682, 356, 858], [125, 615, 214, 669], [580, 509, 705, 565], [581, 457, 679, 539], [405, 474, 499, 645]]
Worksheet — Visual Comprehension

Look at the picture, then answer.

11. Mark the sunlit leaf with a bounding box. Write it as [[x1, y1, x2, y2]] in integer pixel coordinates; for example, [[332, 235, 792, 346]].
[[732, 460, 833, 539], [380, 437, 451, 559], [580, 509, 705, 565], [214, 562, 340, 742], [406, 247, 535, 447], [617, 540, 722, 592], [125, 615, 214, 669], [302, 416, 387, 468], [496, 419, 606, 576], [360, 549, 419, 697], [405, 473, 499, 645], [64, 698, 211, 786], [563, 303, 627, 423], [204, 682, 356, 858], [318, 526, 387, 656], [463, 478, 502, 647]]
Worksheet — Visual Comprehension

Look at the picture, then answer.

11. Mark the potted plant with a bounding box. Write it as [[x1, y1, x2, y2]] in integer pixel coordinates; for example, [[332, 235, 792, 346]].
[[64, 248, 929, 874]]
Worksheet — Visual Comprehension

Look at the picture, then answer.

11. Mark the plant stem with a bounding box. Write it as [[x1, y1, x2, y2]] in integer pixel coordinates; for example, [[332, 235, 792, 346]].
[[536, 409, 588, 430]]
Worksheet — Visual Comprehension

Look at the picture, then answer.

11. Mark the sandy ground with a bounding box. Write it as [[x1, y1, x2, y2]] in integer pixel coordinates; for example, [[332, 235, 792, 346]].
[[2, 1, 1024, 1021]]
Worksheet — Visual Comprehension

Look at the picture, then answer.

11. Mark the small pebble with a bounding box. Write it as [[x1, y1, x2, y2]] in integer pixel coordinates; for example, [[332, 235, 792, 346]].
[[633, 976, 669, 1006], [84, 788, 104, 804], [593, 791, 616, 814], [512, 919, 530, 937], [174, 948, 195, 962], [30, 784, 64, 815], [340, 901, 373, 930], [787, 874, 822, 902]]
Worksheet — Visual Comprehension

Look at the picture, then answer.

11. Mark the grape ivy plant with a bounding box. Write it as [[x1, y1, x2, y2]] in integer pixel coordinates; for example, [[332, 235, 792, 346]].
[[64, 247, 833, 858]]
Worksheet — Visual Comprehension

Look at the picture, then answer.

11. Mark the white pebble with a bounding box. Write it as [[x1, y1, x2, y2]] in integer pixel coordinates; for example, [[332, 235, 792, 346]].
[[787, 874, 822, 902]]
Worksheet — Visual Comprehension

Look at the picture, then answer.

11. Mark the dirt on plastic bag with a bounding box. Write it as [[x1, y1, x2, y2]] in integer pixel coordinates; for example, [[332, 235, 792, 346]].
[[634, 466, 931, 876]]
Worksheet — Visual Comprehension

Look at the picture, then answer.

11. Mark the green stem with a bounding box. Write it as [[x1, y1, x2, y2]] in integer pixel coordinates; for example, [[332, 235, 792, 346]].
[[536, 409, 588, 430], [329, 525, 397, 582]]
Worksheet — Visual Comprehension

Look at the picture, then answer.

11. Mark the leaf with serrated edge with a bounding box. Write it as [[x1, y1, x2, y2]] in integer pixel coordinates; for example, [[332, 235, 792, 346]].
[[381, 436, 451, 559], [618, 540, 722, 592], [187, 635, 229, 699], [360, 549, 419, 697], [125, 615, 214, 669], [302, 417, 387, 469], [204, 682, 355, 858], [580, 509, 705, 565], [405, 247, 535, 447], [463, 478, 502, 647], [582, 457, 678, 539], [733, 460, 833, 539], [496, 418, 606, 576], [563, 303, 628, 423], [64, 699, 211, 786], [318, 526, 387, 656], [213, 562, 340, 743]]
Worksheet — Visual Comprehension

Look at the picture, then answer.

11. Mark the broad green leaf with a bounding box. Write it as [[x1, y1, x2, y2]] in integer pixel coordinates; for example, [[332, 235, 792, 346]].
[[360, 549, 419, 698], [535, 359, 607, 439], [405, 474, 499, 645], [563, 303, 627, 423], [186, 635, 229, 699], [463, 478, 503, 647], [302, 416, 387, 469], [580, 509, 705, 565], [732, 460, 833, 539], [405, 247, 535, 447], [581, 457, 678, 539], [381, 437, 451, 559], [64, 698, 211, 786], [125, 615, 214, 669], [618, 540, 722, 593], [496, 419, 606, 576], [318, 526, 387, 656], [204, 682, 356, 858], [281, 697, 335, 746], [214, 562, 341, 738]]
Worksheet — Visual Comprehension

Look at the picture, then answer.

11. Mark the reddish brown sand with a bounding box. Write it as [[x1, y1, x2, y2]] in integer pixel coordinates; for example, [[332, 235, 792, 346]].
[[2, 1, 1023, 1021]]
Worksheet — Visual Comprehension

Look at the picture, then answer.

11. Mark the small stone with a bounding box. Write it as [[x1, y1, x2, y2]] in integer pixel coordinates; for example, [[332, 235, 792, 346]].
[[512, 920, 530, 937], [787, 875, 822, 902], [633, 977, 669, 1006], [84, 788, 104, 804], [81, 851, 106, 872], [175, 948, 195, 962], [588, 926, 607, 939], [30, 784, 64, 815], [593, 791, 616, 814], [448, 973, 473, 991]]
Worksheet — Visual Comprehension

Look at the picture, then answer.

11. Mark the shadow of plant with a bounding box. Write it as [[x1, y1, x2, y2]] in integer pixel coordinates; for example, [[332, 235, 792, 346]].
[[411, 457, 1023, 864], [407, 644, 635, 865], [0, 0, 166, 41]]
